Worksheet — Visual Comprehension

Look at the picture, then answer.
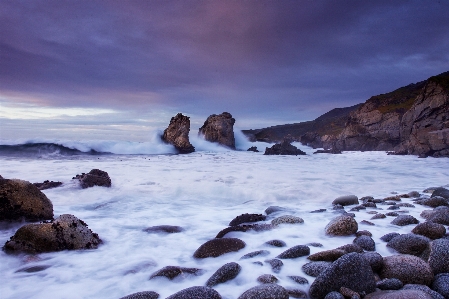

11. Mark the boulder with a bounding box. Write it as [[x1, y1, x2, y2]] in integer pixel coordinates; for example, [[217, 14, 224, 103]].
[[166, 286, 222, 299], [428, 239, 449, 275], [380, 255, 434, 285], [380, 232, 400, 242], [198, 112, 236, 149], [417, 197, 449, 208], [143, 225, 184, 234], [149, 266, 203, 280], [238, 284, 289, 299], [161, 113, 195, 153], [364, 290, 433, 299], [308, 249, 347, 262], [257, 274, 279, 284], [0, 179, 53, 221], [247, 146, 259, 152], [308, 253, 376, 299], [229, 213, 266, 226], [119, 291, 160, 299], [302, 261, 332, 277], [288, 276, 309, 285], [265, 240, 287, 247], [276, 245, 310, 259], [376, 278, 403, 290], [264, 259, 283, 273], [205, 262, 241, 287], [426, 207, 449, 225], [265, 206, 288, 215], [402, 284, 445, 299], [264, 139, 306, 155], [361, 252, 384, 272], [193, 238, 245, 258], [432, 188, 449, 199], [215, 223, 272, 238], [412, 222, 447, 240], [336, 243, 364, 253], [391, 215, 419, 226], [432, 273, 449, 299], [72, 169, 111, 189], [332, 195, 359, 206], [240, 250, 270, 260], [271, 215, 304, 226], [387, 234, 431, 256], [33, 180, 63, 190], [325, 215, 358, 236], [353, 235, 375, 251], [3, 214, 101, 253]]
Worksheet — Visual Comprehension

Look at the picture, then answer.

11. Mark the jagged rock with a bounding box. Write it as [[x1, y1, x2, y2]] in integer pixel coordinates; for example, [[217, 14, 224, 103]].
[[265, 240, 287, 247], [240, 250, 270, 260], [143, 225, 184, 234], [33, 180, 63, 190], [166, 286, 222, 299], [432, 273, 449, 299], [72, 169, 111, 189], [264, 259, 283, 273], [3, 214, 101, 253], [308, 253, 376, 299], [391, 215, 419, 226], [193, 238, 245, 258], [161, 113, 195, 153], [412, 222, 447, 239], [302, 261, 332, 277], [325, 215, 358, 236], [380, 255, 434, 285], [428, 239, 449, 275], [264, 139, 306, 155], [376, 278, 403, 290], [247, 146, 259, 152], [257, 274, 279, 284], [332, 195, 359, 206], [353, 235, 375, 251], [276, 245, 310, 259], [271, 215, 304, 226], [229, 213, 266, 226], [0, 179, 53, 221], [198, 112, 236, 149], [149, 266, 203, 280], [432, 188, 449, 199], [205, 262, 241, 287], [364, 290, 432, 299], [403, 284, 445, 299], [238, 284, 289, 299], [387, 234, 431, 256], [119, 291, 160, 299]]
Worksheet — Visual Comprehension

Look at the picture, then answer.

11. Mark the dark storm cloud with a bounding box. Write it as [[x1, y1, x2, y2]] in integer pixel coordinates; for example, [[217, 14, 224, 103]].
[[1, 0, 449, 125]]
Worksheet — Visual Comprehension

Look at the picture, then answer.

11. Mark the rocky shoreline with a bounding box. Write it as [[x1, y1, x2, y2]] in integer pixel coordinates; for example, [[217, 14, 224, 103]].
[[1, 171, 449, 299]]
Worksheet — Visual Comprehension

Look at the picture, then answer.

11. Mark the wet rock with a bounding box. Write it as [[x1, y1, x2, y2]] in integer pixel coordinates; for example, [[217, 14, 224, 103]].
[[288, 276, 309, 285], [417, 197, 449, 208], [149, 266, 203, 280], [307, 242, 323, 247], [0, 179, 53, 221], [286, 288, 307, 298], [332, 195, 359, 206], [325, 215, 358, 236], [397, 203, 415, 208], [240, 250, 270, 260], [391, 215, 419, 226], [143, 225, 184, 234], [426, 207, 449, 225], [3, 214, 101, 253], [353, 235, 375, 251], [276, 245, 310, 259], [247, 146, 259, 152], [350, 205, 366, 212], [15, 265, 51, 273], [166, 286, 222, 299], [257, 274, 278, 284], [371, 213, 386, 220], [311, 208, 327, 213], [376, 278, 403, 290], [362, 202, 377, 208], [387, 234, 431, 256], [308, 249, 347, 262], [380, 255, 434, 285], [364, 289, 432, 299], [308, 253, 376, 299], [215, 223, 272, 238], [360, 220, 375, 226], [432, 273, 449, 299], [193, 238, 245, 258], [384, 196, 401, 201], [302, 261, 332, 277], [205, 262, 241, 287], [409, 191, 421, 198], [119, 291, 160, 299], [403, 284, 445, 299], [428, 239, 449, 275], [336, 243, 364, 253], [265, 240, 286, 247], [264, 139, 306, 156], [238, 284, 289, 299], [198, 112, 236, 149], [412, 222, 447, 240], [385, 212, 399, 217], [432, 188, 449, 199], [339, 287, 360, 299], [73, 169, 111, 189], [324, 292, 344, 299], [161, 113, 195, 153], [271, 215, 304, 226], [362, 252, 384, 272], [265, 206, 288, 215], [264, 259, 283, 273], [313, 149, 342, 154], [33, 180, 63, 190], [229, 213, 266, 226]]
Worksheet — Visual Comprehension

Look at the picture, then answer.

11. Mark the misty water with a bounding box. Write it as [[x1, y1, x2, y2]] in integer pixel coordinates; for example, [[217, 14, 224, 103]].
[[1, 134, 448, 299]]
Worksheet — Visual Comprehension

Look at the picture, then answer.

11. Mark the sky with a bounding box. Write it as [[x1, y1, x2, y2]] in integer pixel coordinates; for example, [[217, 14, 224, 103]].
[[1, 0, 449, 141]]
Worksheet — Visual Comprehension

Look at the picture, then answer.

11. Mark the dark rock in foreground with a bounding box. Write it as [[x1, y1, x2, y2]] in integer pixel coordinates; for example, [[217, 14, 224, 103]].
[[302, 261, 332, 277], [238, 284, 289, 299], [364, 289, 432, 299], [412, 222, 446, 239], [380, 255, 434, 286], [72, 169, 111, 189], [198, 112, 236, 149], [0, 179, 54, 221], [166, 286, 222, 299], [428, 239, 449, 275], [432, 273, 449, 299], [387, 234, 430, 256], [193, 238, 245, 258], [33, 180, 63, 190], [161, 113, 195, 153], [390, 215, 419, 226], [119, 291, 160, 299], [264, 139, 306, 155], [205, 262, 241, 287], [3, 214, 102, 253]]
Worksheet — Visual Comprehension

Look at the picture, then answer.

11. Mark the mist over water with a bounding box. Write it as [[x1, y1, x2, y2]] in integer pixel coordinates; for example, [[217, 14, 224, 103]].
[[0, 136, 448, 299]]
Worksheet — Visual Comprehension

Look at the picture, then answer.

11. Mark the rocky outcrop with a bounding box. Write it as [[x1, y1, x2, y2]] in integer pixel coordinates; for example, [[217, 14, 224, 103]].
[[72, 169, 111, 188], [198, 112, 236, 149], [161, 113, 195, 154], [33, 180, 63, 190], [3, 214, 102, 253], [0, 179, 53, 221], [264, 139, 306, 155]]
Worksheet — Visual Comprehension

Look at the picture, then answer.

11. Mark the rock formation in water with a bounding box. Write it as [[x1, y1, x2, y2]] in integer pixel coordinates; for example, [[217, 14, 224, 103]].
[[198, 112, 236, 149], [264, 138, 306, 155], [162, 113, 195, 154], [72, 169, 111, 188]]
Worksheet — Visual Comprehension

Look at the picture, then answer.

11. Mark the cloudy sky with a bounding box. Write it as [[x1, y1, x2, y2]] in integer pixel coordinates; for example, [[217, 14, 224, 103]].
[[1, 0, 449, 141]]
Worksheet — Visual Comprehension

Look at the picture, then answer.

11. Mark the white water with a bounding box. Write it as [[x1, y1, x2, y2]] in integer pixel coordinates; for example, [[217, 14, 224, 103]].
[[1, 140, 448, 299]]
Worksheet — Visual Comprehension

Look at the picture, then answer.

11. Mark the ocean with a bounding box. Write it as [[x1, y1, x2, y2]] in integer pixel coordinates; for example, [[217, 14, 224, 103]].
[[1, 131, 448, 299]]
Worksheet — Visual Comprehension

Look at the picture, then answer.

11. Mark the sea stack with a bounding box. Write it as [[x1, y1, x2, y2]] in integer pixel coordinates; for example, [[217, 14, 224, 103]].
[[162, 113, 195, 154], [199, 112, 236, 149]]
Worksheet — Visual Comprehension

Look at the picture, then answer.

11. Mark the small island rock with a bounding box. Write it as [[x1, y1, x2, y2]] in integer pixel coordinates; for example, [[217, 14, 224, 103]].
[[161, 113, 195, 153], [198, 112, 236, 149]]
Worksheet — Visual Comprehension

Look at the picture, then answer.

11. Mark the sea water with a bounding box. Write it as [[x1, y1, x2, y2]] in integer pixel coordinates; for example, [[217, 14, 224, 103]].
[[0, 133, 448, 299]]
